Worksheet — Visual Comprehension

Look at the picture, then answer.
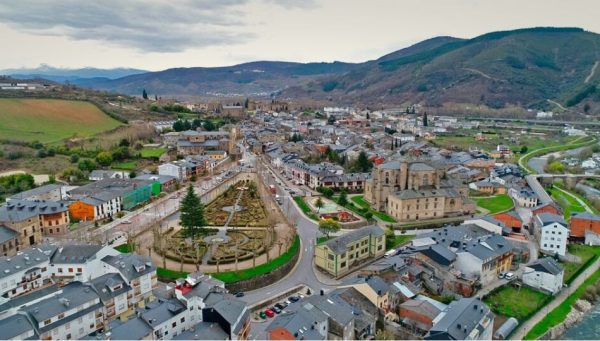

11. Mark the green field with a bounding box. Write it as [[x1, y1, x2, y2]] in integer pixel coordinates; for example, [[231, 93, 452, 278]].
[[547, 187, 586, 219], [112, 161, 137, 170], [474, 194, 514, 214], [484, 285, 550, 321], [140, 147, 167, 158], [351, 195, 397, 222], [387, 234, 415, 250], [0, 98, 122, 143], [293, 196, 318, 220]]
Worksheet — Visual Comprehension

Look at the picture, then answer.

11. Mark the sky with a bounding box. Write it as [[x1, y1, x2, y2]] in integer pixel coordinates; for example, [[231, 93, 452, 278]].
[[1, 0, 600, 71]]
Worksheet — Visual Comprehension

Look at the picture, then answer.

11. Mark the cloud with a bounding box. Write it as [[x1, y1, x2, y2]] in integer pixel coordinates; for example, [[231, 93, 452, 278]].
[[266, 0, 318, 9], [0, 0, 263, 53]]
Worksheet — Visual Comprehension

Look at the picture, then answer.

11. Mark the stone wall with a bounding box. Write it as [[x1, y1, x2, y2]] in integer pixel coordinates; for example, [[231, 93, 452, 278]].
[[542, 299, 593, 339], [224, 244, 300, 292]]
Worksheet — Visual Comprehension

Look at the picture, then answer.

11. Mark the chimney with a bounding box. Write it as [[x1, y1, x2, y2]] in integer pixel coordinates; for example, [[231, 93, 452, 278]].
[[320, 289, 324, 296]]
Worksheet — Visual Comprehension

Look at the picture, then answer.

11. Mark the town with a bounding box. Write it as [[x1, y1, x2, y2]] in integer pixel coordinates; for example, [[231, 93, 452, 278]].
[[2, 97, 600, 340]]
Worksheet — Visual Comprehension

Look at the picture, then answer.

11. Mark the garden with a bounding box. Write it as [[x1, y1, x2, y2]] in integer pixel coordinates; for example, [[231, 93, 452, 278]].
[[473, 194, 514, 214], [484, 285, 551, 321], [204, 180, 268, 227]]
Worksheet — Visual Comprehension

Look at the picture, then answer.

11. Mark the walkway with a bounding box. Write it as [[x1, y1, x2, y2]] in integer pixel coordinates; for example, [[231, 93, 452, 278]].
[[554, 185, 595, 214], [510, 257, 600, 340]]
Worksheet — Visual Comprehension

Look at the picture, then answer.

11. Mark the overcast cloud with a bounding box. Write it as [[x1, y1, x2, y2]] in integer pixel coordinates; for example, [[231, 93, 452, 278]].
[[1, 0, 599, 70]]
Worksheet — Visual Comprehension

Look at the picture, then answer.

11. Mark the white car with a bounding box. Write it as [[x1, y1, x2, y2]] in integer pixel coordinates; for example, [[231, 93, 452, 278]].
[[505, 272, 515, 280]]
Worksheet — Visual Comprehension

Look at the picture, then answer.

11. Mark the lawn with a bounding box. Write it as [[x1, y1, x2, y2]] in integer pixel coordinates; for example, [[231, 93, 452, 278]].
[[562, 244, 600, 284], [293, 196, 318, 221], [157, 267, 189, 281], [317, 236, 332, 245], [114, 244, 134, 253], [112, 161, 137, 170], [474, 194, 514, 214], [546, 187, 586, 219], [387, 234, 415, 250], [140, 147, 167, 159], [212, 235, 300, 283], [525, 268, 600, 340], [484, 285, 550, 321], [0, 98, 122, 143], [351, 195, 397, 223]]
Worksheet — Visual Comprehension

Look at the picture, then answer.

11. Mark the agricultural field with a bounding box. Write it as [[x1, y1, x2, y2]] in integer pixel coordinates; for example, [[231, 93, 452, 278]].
[[0, 98, 123, 143], [140, 147, 167, 158]]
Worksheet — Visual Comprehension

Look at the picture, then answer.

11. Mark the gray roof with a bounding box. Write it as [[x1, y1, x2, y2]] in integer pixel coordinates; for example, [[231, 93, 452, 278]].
[[409, 162, 435, 172], [89, 273, 131, 303], [50, 245, 103, 264], [0, 247, 50, 280], [527, 257, 563, 275], [101, 253, 156, 280], [571, 211, 600, 222], [109, 316, 152, 340], [22, 281, 101, 328], [323, 225, 384, 255], [0, 314, 37, 339], [0, 199, 68, 222], [426, 298, 493, 340], [304, 293, 355, 325], [205, 293, 249, 335], [401, 299, 443, 320], [173, 321, 229, 340], [0, 225, 17, 244], [342, 275, 389, 296], [267, 310, 326, 340], [461, 234, 512, 262], [135, 174, 176, 185], [0, 284, 60, 313], [8, 184, 62, 200], [138, 298, 186, 326], [536, 212, 567, 227]]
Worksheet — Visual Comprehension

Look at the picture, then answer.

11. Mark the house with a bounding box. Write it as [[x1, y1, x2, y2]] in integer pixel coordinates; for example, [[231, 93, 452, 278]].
[[494, 211, 523, 232], [50, 244, 120, 283], [0, 225, 18, 257], [509, 187, 538, 208], [89, 273, 132, 321], [534, 213, 569, 256], [532, 203, 561, 218], [464, 216, 508, 235], [7, 184, 65, 202], [100, 253, 158, 307], [454, 234, 513, 285], [315, 225, 386, 277], [340, 275, 389, 311], [425, 298, 494, 340], [0, 199, 69, 244], [0, 247, 52, 298], [472, 180, 506, 195], [0, 201, 47, 253], [89, 170, 130, 181], [570, 212, 600, 240], [522, 257, 564, 295], [135, 174, 177, 193], [399, 298, 444, 332]]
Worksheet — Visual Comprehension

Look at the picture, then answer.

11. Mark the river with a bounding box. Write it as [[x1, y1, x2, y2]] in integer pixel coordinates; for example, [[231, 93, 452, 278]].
[[563, 302, 600, 339], [526, 140, 600, 174]]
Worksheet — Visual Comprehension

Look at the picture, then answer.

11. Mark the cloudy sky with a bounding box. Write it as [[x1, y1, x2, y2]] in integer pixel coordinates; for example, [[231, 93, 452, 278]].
[[1, 0, 599, 71]]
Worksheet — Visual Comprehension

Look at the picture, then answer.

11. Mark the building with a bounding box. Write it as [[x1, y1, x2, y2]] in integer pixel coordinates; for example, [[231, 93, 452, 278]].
[[7, 184, 65, 202], [534, 213, 569, 256], [135, 174, 177, 193], [315, 225, 385, 277], [570, 212, 600, 240], [0, 247, 51, 298], [89, 170, 130, 181], [454, 234, 513, 285], [509, 187, 538, 208], [0, 201, 47, 253], [364, 157, 475, 222], [340, 275, 389, 311], [494, 211, 523, 232], [100, 253, 158, 307], [472, 180, 506, 195], [522, 257, 564, 295], [399, 299, 444, 332], [425, 298, 494, 340], [171, 130, 230, 156], [50, 244, 120, 283]]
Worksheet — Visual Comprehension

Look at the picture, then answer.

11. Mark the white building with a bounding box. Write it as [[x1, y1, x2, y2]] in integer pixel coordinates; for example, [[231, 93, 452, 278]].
[[523, 257, 564, 295], [50, 245, 120, 282], [534, 213, 569, 256], [0, 247, 51, 298]]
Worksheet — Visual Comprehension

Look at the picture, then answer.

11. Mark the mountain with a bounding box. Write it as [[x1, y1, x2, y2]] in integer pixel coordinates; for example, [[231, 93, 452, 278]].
[[78, 61, 358, 97], [64, 27, 600, 110], [0, 64, 148, 83], [282, 27, 600, 110]]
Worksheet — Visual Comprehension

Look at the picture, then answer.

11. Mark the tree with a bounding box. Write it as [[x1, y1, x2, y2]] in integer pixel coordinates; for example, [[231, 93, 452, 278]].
[[337, 189, 348, 206], [423, 112, 428, 126], [129, 171, 137, 178], [317, 187, 334, 198], [353, 151, 373, 172], [327, 115, 336, 125], [315, 197, 324, 213], [173, 120, 184, 132], [366, 112, 370, 120], [319, 218, 341, 237], [520, 145, 529, 154], [244, 97, 249, 109], [203, 120, 216, 131], [78, 159, 97, 172], [584, 103, 591, 113], [96, 151, 113, 166], [142, 88, 148, 99], [119, 138, 130, 147], [70, 154, 80, 163], [180, 185, 206, 237], [365, 211, 373, 222]]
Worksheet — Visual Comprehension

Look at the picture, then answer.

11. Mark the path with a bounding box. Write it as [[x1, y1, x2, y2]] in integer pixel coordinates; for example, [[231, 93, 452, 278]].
[[463, 67, 503, 81], [554, 185, 595, 214], [585, 61, 599, 84], [511, 257, 600, 340], [202, 189, 245, 265], [546, 99, 567, 111]]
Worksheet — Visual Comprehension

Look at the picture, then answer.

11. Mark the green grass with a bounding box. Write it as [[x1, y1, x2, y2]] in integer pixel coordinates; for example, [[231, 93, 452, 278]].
[[114, 244, 134, 253], [0, 98, 122, 143], [157, 267, 189, 281], [546, 187, 586, 219], [387, 234, 415, 250], [293, 196, 318, 221], [317, 236, 332, 245], [484, 286, 551, 321], [474, 194, 514, 214], [519, 135, 596, 173], [525, 268, 600, 340], [562, 245, 600, 284], [212, 235, 300, 283], [351, 195, 397, 223], [112, 161, 137, 170], [140, 147, 167, 158]]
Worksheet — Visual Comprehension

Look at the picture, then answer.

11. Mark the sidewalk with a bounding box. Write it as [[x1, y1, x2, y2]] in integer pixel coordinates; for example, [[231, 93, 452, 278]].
[[510, 257, 600, 340]]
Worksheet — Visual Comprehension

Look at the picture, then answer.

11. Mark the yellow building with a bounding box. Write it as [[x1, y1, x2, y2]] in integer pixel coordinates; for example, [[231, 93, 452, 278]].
[[315, 225, 385, 277]]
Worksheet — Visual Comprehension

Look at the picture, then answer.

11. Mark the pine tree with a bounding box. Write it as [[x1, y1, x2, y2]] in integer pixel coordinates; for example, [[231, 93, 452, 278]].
[[423, 112, 428, 127], [180, 185, 206, 237], [142, 88, 148, 99]]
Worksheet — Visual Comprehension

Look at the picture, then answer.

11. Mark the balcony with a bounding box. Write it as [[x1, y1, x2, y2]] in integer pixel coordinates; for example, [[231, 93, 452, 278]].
[[96, 311, 103, 319]]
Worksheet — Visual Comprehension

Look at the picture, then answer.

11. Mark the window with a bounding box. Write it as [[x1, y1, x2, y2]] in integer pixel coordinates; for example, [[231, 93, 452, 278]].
[[328, 254, 334, 261], [77, 268, 82, 273], [172, 322, 177, 328], [44, 319, 51, 326], [58, 313, 65, 319], [377, 245, 383, 251], [180, 317, 185, 323], [340, 262, 346, 268], [66, 334, 71, 340], [68, 268, 73, 273]]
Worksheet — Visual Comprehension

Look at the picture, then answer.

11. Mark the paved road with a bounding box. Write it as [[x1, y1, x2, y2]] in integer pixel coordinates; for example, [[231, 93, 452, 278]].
[[511, 257, 600, 340]]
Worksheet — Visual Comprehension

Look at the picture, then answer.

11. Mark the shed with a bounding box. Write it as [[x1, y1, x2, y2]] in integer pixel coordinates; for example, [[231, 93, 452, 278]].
[[494, 317, 518, 339]]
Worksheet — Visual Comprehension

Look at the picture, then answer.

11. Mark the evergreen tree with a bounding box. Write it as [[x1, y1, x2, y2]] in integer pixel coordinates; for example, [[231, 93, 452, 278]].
[[142, 88, 148, 99], [354, 151, 373, 172], [423, 112, 428, 127], [366, 112, 370, 120], [180, 185, 206, 237], [337, 189, 348, 206]]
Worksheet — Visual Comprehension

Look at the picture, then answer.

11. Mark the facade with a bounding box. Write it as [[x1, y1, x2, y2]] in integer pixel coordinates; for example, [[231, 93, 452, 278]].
[[522, 257, 564, 295], [570, 212, 600, 239], [364, 158, 475, 222], [534, 213, 569, 256], [494, 211, 523, 231], [509, 187, 538, 208], [0, 247, 51, 298], [0, 201, 45, 253], [454, 235, 513, 285], [425, 298, 494, 340], [315, 225, 385, 277]]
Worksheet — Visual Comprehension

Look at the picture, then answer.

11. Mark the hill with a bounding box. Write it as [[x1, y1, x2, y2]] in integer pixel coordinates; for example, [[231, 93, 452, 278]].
[[1, 64, 148, 83], [281, 27, 600, 110], [0, 98, 123, 143]]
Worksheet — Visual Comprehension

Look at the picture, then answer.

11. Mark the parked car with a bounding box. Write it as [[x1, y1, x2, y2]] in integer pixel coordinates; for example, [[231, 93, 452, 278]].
[[505, 272, 515, 280], [259, 311, 267, 319], [265, 309, 275, 318], [498, 272, 505, 279], [234, 292, 244, 298], [288, 296, 300, 302], [272, 306, 282, 314]]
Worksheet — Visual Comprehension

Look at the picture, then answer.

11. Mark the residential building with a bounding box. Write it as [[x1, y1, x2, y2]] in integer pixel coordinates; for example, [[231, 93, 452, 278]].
[[399, 299, 444, 332], [315, 225, 385, 277], [454, 235, 513, 285], [472, 180, 506, 195], [100, 253, 158, 307], [570, 212, 600, 240], [89, 170, 130, 181], [0, 247, 51, 298], [522, 257, 564, 295], [534, 213, 569, 256], [50, 245, 120, 283], [509, 187, 538, 208], [364, 157, 475, 222], [494, 211, 523, 232], [340, 275, 389, 311], [0, 201, 46, 252], [425, 298, 494, 340], [7, 184, 65, 202]]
